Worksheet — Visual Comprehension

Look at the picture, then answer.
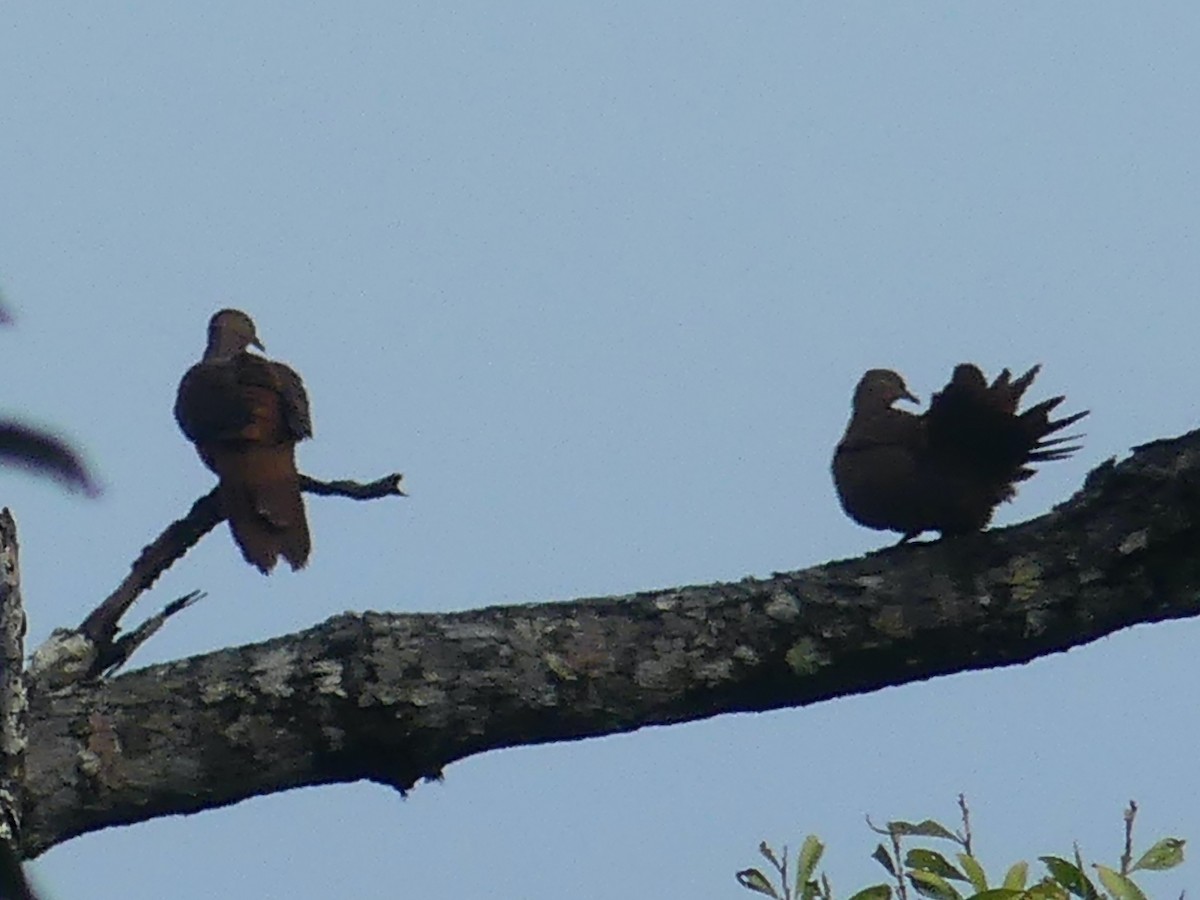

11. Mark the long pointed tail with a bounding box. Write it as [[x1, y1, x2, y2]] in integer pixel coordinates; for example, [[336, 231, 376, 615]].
[[213, 444, 311, 573]]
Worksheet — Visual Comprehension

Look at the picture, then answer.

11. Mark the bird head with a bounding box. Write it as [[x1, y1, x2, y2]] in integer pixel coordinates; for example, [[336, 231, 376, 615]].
[[852, 369, 919, 410], [206, 309, 265, 357]]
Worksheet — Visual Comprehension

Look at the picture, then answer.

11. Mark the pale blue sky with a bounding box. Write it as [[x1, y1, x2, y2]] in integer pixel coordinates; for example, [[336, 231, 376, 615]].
[[2, 3, 1198, 898]]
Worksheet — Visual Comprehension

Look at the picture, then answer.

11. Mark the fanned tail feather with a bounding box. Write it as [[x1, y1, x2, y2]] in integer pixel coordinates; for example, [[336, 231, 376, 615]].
[[1007, 365, 1041, 403], [930, 362, 1088, 517], [1023, 398, 1089, 464], [987, 365, 1040, 414]]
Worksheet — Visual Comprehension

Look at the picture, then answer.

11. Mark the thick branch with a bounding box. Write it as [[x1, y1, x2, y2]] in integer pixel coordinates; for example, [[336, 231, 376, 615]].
[[0, 510, 25, 836], [0, 512, 39, 900], [22, 431, 1200, 856]]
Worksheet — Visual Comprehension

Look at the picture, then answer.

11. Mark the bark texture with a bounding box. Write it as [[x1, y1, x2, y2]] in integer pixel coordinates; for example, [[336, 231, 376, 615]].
[[0, 510, 26, 839], [20, 429, 1200, 857]]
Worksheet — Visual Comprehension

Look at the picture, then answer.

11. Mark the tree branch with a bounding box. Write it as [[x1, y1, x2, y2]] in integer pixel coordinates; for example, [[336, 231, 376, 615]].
[[0, 510, 26, 843], [299, 473, 406, 499], [20, 430, 1200, 857], [59, 471, 407, 682], [0, 512, 42, 899]]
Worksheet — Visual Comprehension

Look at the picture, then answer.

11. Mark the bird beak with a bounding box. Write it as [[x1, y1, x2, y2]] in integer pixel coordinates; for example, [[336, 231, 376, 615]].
[[252, 337, 266, 351], [901, 390, 919, 404]]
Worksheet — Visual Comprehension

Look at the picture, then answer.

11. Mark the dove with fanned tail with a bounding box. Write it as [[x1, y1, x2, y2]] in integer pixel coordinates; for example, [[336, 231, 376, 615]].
[[831, 364, 1087, 544]]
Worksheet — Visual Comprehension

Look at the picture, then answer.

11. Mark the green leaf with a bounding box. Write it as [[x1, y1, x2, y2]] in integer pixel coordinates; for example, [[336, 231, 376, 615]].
[[962, 891, 1021, 900], [890, 820, 959, 841], [1075, 844, 1094, 897], [1001, 862, 1027, 891], [1094, 866, 1148, 900], [760, 842, 783, 872], [796, 835, 825, 895], [1039, 856, 1098, 900], [873, 844, 897, 877], [846, 886, 892, 900], [1131, 838, 1185, 872], [1039, 855, 1076, 882], [908, 870, 963, 900], [736, 868, 781, 898], [1022, 881, 1070, 900], [800, 880, 821, 900], [906, 849, 967, 882], [957, 853, 988, 893]]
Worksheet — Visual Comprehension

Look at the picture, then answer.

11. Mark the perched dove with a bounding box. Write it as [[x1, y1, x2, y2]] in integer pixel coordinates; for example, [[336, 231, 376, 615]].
[[175, 309, 313, 572], [832, 364, 1087, 543]]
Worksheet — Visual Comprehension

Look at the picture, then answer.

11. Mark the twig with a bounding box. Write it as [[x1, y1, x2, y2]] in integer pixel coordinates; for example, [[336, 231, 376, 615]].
[[81, 489, 222, 646], [891, 828, 907, 900], [957, 794, 973, 857], [299, 472, 406, 499], [97, 591, 207, 678], [81, 470, 407, 648], [48, 469, 409, 687], [868, 816, 908, 900], [1121, 800, 1137, 875]]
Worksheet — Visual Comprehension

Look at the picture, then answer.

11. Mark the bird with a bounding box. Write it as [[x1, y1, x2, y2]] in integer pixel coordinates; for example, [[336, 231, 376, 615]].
[[175, 309, 313, 572], [831, 364, 1087, 543]]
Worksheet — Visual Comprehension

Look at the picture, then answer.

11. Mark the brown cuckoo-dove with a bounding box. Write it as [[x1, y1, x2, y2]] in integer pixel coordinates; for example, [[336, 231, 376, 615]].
[[832, 364, 1087, 543], [175, 309, 312, 572]]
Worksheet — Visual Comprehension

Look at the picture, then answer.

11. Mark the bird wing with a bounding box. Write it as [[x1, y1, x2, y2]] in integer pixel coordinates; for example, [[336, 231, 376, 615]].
[[269, 361, 313, 441], [175, 354, 312, 448], [836, 406, 925, 454], [174, 359, 255, 445], [832, 407, 933, 533]]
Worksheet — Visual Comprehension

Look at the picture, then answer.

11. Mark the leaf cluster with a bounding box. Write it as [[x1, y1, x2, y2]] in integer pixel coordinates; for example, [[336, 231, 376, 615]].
[[736, 801, 1184, 900]]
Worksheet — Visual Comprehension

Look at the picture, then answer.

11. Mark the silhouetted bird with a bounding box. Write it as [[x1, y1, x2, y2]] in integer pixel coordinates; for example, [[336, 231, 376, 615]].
[[832, 364, 1087, 543], [175, 309, 313, 572]]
